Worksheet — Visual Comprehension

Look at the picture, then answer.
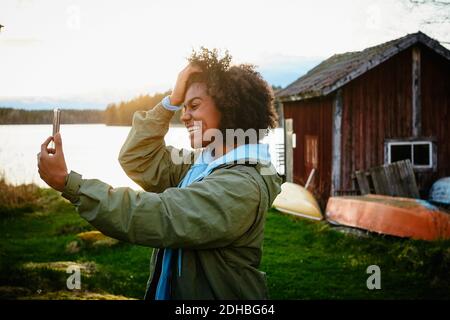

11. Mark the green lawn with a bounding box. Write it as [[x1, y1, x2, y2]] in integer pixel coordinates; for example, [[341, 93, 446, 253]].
[[0, 188, 449, 299]]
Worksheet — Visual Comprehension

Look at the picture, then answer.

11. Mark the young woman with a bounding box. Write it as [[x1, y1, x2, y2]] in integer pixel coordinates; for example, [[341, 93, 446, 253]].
[[37, 49, 282, 300]]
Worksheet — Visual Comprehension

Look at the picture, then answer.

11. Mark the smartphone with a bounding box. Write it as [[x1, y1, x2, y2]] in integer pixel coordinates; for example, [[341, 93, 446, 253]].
[[50, 108, 61, 150]]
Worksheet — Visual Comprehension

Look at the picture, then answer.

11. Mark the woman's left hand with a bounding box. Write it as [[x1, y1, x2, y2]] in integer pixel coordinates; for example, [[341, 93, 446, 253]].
[[37, 133, 68, 192]]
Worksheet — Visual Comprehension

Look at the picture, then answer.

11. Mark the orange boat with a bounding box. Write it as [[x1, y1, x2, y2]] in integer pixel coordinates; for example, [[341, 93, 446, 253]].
[[326, 194, 450, 241]]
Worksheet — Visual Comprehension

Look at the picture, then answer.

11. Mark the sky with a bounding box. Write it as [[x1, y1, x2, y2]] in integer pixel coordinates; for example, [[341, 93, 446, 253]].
[[0, 0, 449, 109]]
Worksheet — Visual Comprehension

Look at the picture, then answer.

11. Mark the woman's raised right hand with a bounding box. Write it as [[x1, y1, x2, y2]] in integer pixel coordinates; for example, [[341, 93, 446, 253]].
[[170, 64, 203, 106]]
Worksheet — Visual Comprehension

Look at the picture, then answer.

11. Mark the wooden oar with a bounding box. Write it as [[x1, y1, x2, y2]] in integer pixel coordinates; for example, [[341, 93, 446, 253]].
[[305, 168, 316, 190]]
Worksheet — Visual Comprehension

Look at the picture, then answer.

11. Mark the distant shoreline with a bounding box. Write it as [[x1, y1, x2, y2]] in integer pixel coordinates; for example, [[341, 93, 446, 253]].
[[0, 123, 186, 127], [0, 106, 183, 125]]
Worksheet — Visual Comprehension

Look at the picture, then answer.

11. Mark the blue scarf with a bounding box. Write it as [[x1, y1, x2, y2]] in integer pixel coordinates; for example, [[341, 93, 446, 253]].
[[155, 143, 272, 300]]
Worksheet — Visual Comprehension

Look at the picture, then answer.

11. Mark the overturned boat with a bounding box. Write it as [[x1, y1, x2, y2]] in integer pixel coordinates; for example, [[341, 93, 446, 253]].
[[273, 182, 323, 220], [326, 194, 450, 241], [429, 177, 450, 206]]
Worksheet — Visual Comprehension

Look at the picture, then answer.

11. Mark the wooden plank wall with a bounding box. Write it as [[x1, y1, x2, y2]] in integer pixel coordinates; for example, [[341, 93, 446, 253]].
[[283, 96, 333, 207], [340, 47, 413, 191], [420, 45, 450, 193]]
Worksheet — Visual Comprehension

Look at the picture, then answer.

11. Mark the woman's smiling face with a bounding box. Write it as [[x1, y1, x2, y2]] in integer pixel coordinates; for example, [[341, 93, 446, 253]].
[[181, 82, 222, 149]]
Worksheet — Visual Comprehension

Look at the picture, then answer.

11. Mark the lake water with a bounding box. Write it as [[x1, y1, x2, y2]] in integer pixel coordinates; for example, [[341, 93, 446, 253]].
[[0, 124, 284, 190]]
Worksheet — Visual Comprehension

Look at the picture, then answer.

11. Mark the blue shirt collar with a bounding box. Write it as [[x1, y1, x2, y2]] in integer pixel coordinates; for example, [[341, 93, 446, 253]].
[[191, 143, 271, 183]]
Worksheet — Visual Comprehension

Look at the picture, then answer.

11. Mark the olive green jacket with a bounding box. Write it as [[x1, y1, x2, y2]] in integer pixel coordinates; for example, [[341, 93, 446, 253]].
[[61, 102, 282, 300]]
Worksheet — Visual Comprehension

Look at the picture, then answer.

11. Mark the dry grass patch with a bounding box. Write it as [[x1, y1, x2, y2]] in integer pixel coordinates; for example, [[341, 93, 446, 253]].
[[23, 261, 98, 276]]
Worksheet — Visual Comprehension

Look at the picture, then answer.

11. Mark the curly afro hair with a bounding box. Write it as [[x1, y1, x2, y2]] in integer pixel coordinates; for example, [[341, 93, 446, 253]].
[[186, 47, 278, 141]]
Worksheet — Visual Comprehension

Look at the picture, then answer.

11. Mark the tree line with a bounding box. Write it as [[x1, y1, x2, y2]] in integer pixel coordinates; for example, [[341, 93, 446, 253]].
[[104, 90, 182, 126], [0, 91, 185, 126], [1, 87, 283, 126], [0, 108, 104, 125]]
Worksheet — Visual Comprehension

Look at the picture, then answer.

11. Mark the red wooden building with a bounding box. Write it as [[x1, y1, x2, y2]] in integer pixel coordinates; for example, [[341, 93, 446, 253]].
[[276, 32, 450, 207]]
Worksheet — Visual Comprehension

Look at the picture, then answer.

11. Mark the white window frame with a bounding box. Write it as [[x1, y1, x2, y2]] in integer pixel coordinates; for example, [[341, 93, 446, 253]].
[[386, 141, 433, 169]]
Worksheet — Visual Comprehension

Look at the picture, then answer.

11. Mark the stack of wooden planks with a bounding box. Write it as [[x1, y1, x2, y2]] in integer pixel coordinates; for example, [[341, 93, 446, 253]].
[[354, 160, 420, 198]]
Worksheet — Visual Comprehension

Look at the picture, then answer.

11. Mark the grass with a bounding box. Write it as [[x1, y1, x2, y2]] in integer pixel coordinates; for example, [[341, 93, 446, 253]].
[[262, 213, 450, 299], [0, 175, 41, 217], [0, 182, 449, 300]]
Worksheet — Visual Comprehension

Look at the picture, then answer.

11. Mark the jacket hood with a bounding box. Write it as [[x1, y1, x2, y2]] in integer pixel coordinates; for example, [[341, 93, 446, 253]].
[[199, 143, 282, 206], [192, 143, 271, 180]]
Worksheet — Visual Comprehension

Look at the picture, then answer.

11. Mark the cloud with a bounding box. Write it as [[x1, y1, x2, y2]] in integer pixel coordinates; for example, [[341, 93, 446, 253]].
[[1, 0, 449, 108]]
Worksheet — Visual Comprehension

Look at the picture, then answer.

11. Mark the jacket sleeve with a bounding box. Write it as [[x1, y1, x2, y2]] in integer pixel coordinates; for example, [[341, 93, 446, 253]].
[[118, 102, 194, 192], [62, 167, 261, 250]]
